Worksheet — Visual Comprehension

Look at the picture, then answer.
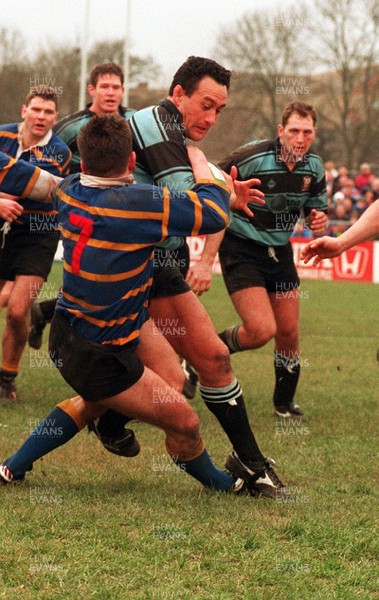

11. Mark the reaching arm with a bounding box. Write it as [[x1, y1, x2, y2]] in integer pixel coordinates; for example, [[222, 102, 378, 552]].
[[185, 151, 265, 294], [301, 200, 379, 264], [0, 152, 61, 202]]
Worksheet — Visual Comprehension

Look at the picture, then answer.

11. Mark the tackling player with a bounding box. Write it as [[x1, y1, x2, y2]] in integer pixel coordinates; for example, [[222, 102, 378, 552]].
[[0, 115, 291, 499]]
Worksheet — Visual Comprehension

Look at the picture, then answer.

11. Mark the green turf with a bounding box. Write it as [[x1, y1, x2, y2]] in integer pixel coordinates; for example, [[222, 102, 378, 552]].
[[0, 264, 377, 599]]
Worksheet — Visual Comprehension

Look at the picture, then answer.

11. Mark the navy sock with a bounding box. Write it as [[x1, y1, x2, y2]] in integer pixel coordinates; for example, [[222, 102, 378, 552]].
[[4, 407, 80, 479], [172, 449, 234, 491]]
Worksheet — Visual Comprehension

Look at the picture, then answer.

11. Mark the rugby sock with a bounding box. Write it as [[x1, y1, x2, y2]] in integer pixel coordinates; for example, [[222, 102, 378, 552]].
[[273, 351, 301, 406], [3, 403, 85, 479], [0, 367, 18, 383], [219, 325, 242, 354], [200, 378, 265, 467], [167, 438, 234, 491], [1, 361, 19, 375], [96, 410, 132, 438]]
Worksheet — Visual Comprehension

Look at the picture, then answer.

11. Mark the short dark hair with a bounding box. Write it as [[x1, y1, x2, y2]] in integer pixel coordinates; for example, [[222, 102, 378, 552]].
[[168, 56, 231, 96], [77, 114, 132, 177], [25, 85, 59, 110], [282, 101, 317, 127], [89, 62, 124, 87]]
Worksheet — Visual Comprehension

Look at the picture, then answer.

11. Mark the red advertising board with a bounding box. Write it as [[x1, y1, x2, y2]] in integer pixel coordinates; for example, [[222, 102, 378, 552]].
[[291, 237, 374, 283], [187, 235, 376, 283]]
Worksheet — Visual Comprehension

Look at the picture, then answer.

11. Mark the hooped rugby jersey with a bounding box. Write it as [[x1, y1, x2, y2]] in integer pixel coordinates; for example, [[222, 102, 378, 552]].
[[53, 173, 230, 347], [0, 123, 71, 232], [219, 137, 327, 246], [129, 99, 194, 251], [0, 151, 42, 197], [55, 105, 135, 174]]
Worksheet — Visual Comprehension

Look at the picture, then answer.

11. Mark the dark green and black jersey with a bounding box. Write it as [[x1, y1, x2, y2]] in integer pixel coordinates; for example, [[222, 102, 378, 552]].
[[54, 104, 135, 174], [219, 138, 327, 246]]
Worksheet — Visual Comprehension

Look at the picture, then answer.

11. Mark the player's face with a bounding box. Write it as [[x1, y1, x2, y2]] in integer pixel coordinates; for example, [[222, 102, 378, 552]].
[[21, 97, 58, 143], [88, 74, 124, 115], [174, 76, 228, 141], [278, 113, 316, 161]]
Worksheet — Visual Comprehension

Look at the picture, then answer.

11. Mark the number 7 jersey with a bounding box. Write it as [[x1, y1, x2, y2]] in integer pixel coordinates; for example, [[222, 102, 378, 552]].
[[53, 173, 230, 347]]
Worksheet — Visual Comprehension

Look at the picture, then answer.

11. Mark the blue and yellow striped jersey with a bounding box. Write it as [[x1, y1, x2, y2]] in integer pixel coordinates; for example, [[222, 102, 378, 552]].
[[219, 138, 327, 246], [53, 173, 230, 347], [0, 151, 42, 197], [0, 123, 71, 231]]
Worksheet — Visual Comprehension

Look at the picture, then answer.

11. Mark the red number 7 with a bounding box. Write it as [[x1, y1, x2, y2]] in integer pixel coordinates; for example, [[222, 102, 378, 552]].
[[69, 213, 94, 274]]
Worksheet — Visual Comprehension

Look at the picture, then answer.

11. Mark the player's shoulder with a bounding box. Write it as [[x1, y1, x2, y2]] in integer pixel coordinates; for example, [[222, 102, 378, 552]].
[[54, 108, 91, 135], [130, 104, 156, 124], [49, 130, 71, 153], [0, 122, 18, 135], [307, 149, 325, 173], [219, 138, 274, 170], [120, 106, 135, 120]]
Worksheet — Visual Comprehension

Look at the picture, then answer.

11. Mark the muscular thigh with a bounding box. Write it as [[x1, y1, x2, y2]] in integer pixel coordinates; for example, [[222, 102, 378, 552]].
[[8, 275, 44, 317], [230, 286, 276, 334], [269, 289, 299, 341], [98, 367, 197, 435], [136, 317, 184, 389], [149, 291, 226, 366]]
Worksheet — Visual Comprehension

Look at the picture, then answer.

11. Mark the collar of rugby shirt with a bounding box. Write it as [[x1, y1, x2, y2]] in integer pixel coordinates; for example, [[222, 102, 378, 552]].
[[80, 173, 135, 188], [16, 122, 53, 159]]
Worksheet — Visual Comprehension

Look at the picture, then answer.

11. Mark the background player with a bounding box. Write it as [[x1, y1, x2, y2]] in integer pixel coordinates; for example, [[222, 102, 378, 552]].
[[29, 62, 134, 350], [192, 101, 328, 418], [0, 86, 71, 401]]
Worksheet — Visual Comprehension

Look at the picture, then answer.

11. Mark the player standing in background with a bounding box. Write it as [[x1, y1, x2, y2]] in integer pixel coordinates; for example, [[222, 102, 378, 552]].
[[0, 86, 71, 401], [191, 101, 328, 418], [54, 62, 134, 173], [28, 62, 135, 351]]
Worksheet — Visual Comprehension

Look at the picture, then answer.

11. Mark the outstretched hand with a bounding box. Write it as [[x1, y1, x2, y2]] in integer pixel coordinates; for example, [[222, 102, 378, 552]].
[[224, 165, 265, 218], [301, 236, 342, 265]]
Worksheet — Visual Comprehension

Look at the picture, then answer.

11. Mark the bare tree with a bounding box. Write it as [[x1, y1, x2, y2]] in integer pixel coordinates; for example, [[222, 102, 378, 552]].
[[214, 4, 311, 146], [306, 0, 379, 168], [0, 29, 32, 121], [88, 40, 161, 86]]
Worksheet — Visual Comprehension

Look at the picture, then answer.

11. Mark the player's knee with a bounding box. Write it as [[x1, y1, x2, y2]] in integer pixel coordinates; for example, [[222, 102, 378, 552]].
[[277, 326, 299, 347], [6, 306, 28, 328], [175, 405, 200, 438], [245, 322, 276, 347], [208, 339, 233, 372]]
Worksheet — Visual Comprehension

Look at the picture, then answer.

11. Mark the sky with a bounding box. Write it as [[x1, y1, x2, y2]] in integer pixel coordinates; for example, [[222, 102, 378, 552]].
[[2, 0, 303, 85]]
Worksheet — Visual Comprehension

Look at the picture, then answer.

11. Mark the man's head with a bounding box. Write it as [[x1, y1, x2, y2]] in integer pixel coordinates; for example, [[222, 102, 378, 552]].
[[21, 85, 59, 145], [278, 101, 317, 162], [168, 56, 231, 142], [77, 114, 134, 177], [87, 62, 125, 115], [359, 162, 371, 174]]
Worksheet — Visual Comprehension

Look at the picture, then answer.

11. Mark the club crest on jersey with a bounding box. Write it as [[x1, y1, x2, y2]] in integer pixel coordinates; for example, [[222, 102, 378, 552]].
[[301, 176, 312, 191]]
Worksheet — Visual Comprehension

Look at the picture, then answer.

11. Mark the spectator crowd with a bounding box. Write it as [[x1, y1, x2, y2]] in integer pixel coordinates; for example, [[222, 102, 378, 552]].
[[322, 161, 378, 238]]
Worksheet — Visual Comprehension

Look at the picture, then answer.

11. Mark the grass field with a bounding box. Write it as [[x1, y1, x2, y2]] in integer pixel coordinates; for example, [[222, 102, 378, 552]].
[[0, 263, 377, 600]]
